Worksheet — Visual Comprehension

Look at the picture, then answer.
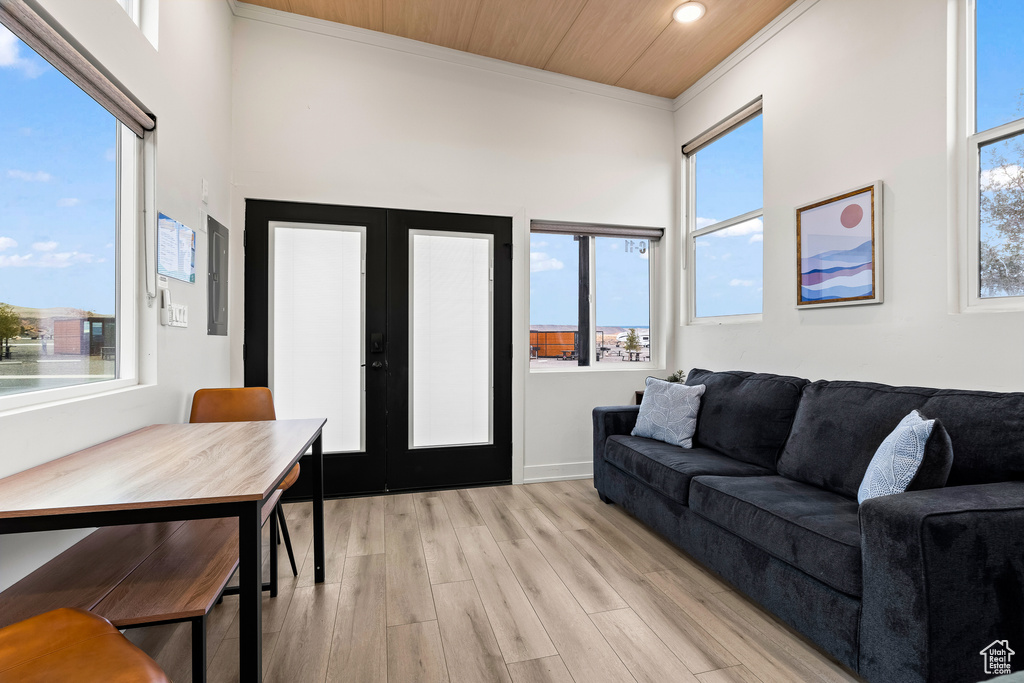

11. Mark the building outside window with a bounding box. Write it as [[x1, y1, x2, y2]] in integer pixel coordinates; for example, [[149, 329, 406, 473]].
[[971, 0, 1024, 302], [529, 223, 659, 369], [685, 102, 763, 321]]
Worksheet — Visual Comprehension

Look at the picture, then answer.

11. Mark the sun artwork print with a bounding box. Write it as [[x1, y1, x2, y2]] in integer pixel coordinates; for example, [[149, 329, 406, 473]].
[[796, 184, 881, 306]]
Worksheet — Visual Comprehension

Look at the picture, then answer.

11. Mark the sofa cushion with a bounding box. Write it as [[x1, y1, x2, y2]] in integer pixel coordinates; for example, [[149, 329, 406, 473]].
[[777, 380, 935, 498], [684, 369, 809, 470], [631, 378, 705, 448], [857, 411, 953, 503], [689, 475, 863, 597], [604, 435, 771, 506]]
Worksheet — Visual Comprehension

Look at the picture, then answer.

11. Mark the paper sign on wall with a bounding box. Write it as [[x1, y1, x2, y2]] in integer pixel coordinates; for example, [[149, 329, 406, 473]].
[[158, 212, 196, 283]]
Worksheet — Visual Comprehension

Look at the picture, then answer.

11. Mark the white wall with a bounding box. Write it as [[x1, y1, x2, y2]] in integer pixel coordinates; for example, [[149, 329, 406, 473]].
[[675, 0, 1024, 390], [228, 15, 678, 482], [0, 0, 235, 589]]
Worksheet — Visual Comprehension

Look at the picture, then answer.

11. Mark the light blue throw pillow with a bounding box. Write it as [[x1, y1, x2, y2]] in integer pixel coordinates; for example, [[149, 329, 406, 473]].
[[857, 410, 936, 504], [631, 377, 705, 449]]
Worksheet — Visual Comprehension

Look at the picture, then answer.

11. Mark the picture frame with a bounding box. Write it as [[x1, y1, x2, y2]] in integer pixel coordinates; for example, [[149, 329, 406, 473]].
[[796, 181, 883, 307]]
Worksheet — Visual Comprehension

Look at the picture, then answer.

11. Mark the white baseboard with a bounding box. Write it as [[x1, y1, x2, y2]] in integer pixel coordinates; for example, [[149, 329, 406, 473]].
[[523, 461, 593, 483]]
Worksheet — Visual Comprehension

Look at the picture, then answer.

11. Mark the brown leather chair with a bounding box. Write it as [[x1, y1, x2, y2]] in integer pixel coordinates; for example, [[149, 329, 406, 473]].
[[0, 608, 169, 682], [189, 387, 300, 576]]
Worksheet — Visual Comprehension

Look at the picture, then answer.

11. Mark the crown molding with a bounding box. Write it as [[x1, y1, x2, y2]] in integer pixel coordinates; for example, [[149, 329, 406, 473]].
[[226, 0, 676, 112], [671, 0, 821, 111]]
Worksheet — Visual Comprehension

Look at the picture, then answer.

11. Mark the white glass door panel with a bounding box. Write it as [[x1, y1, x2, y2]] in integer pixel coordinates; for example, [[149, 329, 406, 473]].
[[409, 231, 493, 448], [272, 223, 364, 452]]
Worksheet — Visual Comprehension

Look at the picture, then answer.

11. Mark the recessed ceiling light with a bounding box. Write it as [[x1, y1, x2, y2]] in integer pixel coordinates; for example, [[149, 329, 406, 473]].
[[673, 2, 706, 23]]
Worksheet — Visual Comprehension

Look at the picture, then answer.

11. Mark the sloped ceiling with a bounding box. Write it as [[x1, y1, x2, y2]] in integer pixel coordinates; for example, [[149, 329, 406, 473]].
[[241, 0, 797, 98]]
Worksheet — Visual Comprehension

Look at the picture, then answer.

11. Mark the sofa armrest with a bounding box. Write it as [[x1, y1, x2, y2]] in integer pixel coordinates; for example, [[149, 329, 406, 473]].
[[859, 482, 1024, 683], [592, 406, 640, 492]]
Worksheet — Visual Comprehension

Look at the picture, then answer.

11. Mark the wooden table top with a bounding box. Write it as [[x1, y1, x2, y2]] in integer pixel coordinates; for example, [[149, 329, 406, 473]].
[[0, 419, 326, 519]]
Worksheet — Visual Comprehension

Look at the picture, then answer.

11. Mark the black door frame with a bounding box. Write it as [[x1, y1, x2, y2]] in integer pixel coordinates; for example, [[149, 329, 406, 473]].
[[243, 199, 513, 497]]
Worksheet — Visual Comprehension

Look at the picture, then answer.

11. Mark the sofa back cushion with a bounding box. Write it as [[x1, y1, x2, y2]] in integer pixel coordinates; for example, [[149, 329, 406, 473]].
[[779, 380, 1024, 497], [777, 381, 932, 498], [685, 369, 809, 470], [919, 390, 1024, 486]]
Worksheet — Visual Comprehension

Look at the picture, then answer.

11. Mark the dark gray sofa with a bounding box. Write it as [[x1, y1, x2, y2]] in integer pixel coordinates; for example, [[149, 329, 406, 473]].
[[593, 368, 1024, 683]]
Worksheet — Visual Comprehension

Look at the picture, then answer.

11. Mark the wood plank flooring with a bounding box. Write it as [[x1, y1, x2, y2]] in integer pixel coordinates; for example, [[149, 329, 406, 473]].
[[127, 480, 864, 683]]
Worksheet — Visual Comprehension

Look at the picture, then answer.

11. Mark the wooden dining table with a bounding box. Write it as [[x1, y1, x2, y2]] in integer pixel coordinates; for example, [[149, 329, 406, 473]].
[[0, 418, 327, 681]]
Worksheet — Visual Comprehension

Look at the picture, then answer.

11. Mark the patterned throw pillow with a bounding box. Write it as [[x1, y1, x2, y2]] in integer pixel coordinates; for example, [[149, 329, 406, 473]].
[[631, 377, 705, 448], [857, 410, 938, 504]]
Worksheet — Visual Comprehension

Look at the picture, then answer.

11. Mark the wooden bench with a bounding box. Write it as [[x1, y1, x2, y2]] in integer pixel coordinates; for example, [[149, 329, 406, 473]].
[[0, 490, 282, 683]]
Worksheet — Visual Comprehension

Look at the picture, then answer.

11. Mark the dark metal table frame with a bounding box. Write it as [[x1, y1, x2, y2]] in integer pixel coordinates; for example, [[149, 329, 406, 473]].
[[0, 430, 325, 682]]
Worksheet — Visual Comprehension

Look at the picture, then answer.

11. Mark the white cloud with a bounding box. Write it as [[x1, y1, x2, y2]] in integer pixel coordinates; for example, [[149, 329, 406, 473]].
[[531, 240, 548, 248], [729, 279, 756, 287], [7, 169, 52, 182], [0, 250, 99, 268], [105, 242, 114, 249], [749, 234, 763, 244], [104, 148, 117, 162], [0, 26, 44, 78], [39, 251, 99, 268], [57, 198, 79, 207], [696, 217, 718, 230], [712, 218, 763, 238], [695, 240, 711, 249], [530, 251, 564, 273], [0, 237, 17, 251], [32, 241, 58, 252], [981, 164, 1023, 191], [0, 253, 32, 267]]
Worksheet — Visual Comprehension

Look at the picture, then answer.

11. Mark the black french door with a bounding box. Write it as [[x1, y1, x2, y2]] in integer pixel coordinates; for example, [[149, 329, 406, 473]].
[[244, 200, 512, 497]]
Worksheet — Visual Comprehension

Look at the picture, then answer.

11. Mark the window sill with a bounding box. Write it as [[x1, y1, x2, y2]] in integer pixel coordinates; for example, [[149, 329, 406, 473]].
[[0, 378, 145, 417], [961, 296, 1024, 314], [529, 362, 662, 374], [686, 313, 762, 326]]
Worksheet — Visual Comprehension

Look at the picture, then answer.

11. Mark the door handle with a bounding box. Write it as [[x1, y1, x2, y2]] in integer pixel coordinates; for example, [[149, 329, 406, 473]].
[[371, 361, 384, 369]]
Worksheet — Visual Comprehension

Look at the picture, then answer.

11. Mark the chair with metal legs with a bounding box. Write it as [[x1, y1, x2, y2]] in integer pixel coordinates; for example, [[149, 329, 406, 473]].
[[188, 388, 300, 579]]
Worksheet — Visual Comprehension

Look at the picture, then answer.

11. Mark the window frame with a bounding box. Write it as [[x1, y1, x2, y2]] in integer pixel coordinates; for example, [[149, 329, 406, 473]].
[[528, 229, 659, 373], [0, 49, 143, 413], [684, 105, 764, 325], [959, 0, 1024, 312]]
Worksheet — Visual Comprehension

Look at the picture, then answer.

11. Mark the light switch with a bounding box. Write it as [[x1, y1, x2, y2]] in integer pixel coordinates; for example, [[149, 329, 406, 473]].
[[201, 178, 209, 204], [169, 303, 188, 328]]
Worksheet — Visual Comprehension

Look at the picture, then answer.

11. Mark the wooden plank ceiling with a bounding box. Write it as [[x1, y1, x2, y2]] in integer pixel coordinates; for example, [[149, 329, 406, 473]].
[[244, 0, 797, 98]]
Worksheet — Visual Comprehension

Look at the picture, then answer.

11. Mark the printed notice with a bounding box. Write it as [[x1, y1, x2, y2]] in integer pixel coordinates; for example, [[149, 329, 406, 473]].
[[158, 213, 196, 283]]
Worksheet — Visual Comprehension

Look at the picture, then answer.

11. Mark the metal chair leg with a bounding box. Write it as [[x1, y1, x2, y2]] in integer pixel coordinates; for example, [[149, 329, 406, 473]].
[[277, 504, 298, 576], [269, 503, 280, 598]]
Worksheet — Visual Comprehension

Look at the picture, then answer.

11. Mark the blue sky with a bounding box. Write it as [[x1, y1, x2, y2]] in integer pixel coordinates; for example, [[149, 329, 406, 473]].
[[0, 27, 117, 314], [976, 0, 1024, 133], [530, 233, 651, 328]]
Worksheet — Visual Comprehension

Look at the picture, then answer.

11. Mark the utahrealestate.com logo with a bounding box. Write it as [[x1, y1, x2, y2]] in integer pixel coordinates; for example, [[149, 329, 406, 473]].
[[980, 640, 1015, 676]]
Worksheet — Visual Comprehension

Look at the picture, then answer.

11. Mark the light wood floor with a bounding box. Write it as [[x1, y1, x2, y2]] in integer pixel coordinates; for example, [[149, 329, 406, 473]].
[[128, 479, 865, 683]]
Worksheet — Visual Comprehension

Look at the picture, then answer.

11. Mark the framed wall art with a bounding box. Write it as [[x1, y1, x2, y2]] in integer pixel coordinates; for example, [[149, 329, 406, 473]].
[[796, 182, 882, 307]]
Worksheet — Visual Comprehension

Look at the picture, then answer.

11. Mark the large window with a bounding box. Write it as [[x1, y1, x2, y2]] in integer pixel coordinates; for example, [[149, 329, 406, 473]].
[[685, 103, 763, 320], [0, 15, 145, 404], [969, 0, 1024, 303], [530, 223, 658, 369]]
